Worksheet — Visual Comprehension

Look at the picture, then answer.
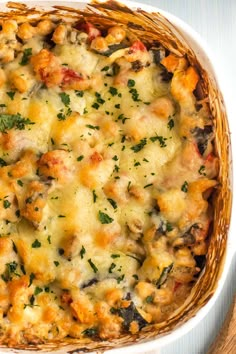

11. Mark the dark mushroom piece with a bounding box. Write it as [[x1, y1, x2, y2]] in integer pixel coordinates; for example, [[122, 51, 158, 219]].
[[191, 125, 214, 155], [116, 301, 148, 330]]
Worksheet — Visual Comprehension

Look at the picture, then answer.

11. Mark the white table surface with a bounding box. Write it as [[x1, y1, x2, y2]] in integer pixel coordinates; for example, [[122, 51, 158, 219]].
[[131, 1, 236, 353]]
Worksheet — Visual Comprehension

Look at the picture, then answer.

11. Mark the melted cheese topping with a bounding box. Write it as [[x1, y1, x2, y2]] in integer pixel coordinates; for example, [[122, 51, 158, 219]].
[[0, 20, 218, 346]]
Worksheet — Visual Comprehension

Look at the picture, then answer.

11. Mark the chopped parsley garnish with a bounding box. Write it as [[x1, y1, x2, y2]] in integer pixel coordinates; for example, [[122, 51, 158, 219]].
[[80, 245, 86, 259], [31, 239, 41, 248], [134, 161, 141, 167], [117, 274, 125, 284], [29, 273, 35, 287], [54, 261, 60, 267], [129, 88, 140, 101], [92, 190, 97, 203], [146, 295, 154, 303], [25, 197, 33, 204], [131, 138, 147, 153], [59, 92, 70, 106], [3, 200, 11, 209], [115, 103, 120, 109], [75, 90, 84, 97], [6, 261, 18, 274], [111, 254, 120, 259], [198, 165, 206, 176], [113, 164, 119, 173], [86, 124, 100, 130], [132, 274, 139, 280], [108, 262, 116, 273], [117, 113, 129, 124], [112, 155, 118, 161], [7, 91, 15, 100], [109, 87, 118, 96], [107, 198, 117, 209], [167, 118, 174, 130], [34, 286, 43, 295], [88, 259, 98, 273], [181, 181, 188, 193], [0, 113, 34, 133], [101, 66, 110, 71], [127, 79, 135, 87], [98, 210, 114, 224], [92, 102, 100, 110], [20, 48, 32, 65], [77, 155, 84, 161], [166, 222, 173, 232], [150, 135, 167, 147], [17, 179, 23, 187], [47, 235, 51, 244]]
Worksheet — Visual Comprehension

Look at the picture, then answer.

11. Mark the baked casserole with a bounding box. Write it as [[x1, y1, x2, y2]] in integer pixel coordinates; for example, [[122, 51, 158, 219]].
[[0, 1, 230, 350]]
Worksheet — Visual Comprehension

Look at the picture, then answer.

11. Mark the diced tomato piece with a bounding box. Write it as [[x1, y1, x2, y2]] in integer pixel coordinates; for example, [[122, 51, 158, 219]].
[[76, 22, 101, 41], [205, 152, 214, 162], [90, 151, 103, 163], [61, 68, 82, 84], [129, 40, 147, 53]]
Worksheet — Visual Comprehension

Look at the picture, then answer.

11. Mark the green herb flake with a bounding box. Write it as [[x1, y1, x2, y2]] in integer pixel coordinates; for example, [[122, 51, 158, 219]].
[[117, 113, 129, 124], [134, 161, 141, 167], [132, 274, 139, 280], [20, 48, 32, 65], [150, 135, 167, 147], [166, 222, 173, 232], [59, 92, 70, 106], [107, 198, 117, 209], [146, 295, 154, 303], [86, 124, 100, 130], [75, 90, 84, 97], [77, 155, 84, 162], [181, 181, 188, 193], [92, 102, 100, 110], [32, 239, 41, 248], [0, 113, 34, 133], [92, 190, 97, 203], [17, 179, 23, 187], [127, 79, 135, 87], [54, 261, 60, 267], [108, 262, 116, 273], [7, 91, 16, 100], [47, 235, 51, 244], [167, 118, 174, 130], [80, 245, 86, 259], [115, 103, 120, 109], [3, 200, 11, 209], [131, 138, 147, 153], [98, 210, 114, 224], [88, 258, 98, 273], [129, 88, 140, 102], [29, 273, 35, 287], [117, 274, 125, 284], [112, 155, 118, 161], [198, 165, 206, 176], [109, 87, 118, 96], [101, 66, 110, 72], [111, 254, 120, 259], [34, 287, 43, 295]]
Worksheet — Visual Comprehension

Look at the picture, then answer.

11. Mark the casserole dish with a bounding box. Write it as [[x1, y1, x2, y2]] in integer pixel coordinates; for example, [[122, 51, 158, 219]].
[[0, 0, 233, 353]]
